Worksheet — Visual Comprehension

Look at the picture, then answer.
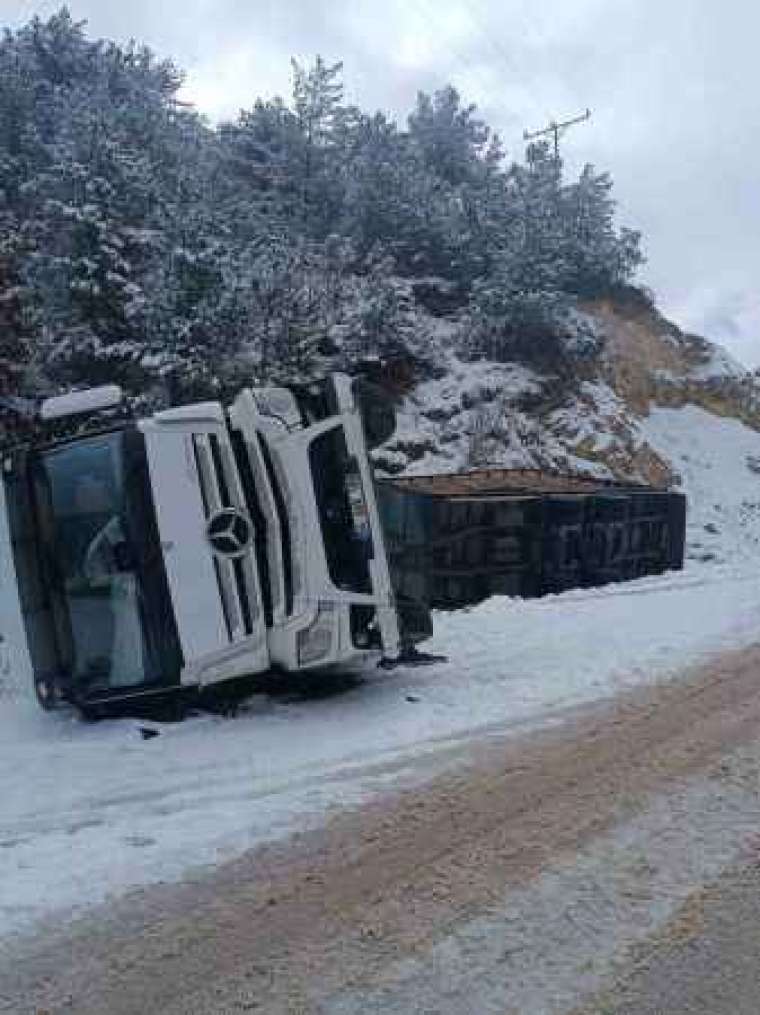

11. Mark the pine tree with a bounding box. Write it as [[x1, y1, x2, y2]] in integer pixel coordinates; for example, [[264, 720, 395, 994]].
[[408, 86, 490, 187], [289, 56, 346, 233], [561, 164, 643, 297], [0, 243, 29, 394], [0, 11, 644, 396]]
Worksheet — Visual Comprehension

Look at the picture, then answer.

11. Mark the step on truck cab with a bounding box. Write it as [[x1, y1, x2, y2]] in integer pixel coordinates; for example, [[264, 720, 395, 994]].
[[0, 375, 429, 715]]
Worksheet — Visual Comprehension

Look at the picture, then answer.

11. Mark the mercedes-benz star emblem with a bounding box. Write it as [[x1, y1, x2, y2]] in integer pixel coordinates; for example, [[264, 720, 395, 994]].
[[206, 508, 253, 558]]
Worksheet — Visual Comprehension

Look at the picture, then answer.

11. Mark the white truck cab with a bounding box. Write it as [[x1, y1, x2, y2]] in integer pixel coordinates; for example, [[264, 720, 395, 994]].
[[0, 375, 429, 715]]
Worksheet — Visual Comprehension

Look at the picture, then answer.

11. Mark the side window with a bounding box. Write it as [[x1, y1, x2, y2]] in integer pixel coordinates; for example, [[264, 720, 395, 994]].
[[309, 427, 373, 593]]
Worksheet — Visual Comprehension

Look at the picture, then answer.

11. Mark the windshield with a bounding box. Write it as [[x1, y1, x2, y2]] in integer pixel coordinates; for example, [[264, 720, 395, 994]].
[[309, 425, 373, 593], [31, 432, 175, 695]]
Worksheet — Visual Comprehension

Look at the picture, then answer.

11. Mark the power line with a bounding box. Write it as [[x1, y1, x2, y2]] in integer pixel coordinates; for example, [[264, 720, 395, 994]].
[[523, 108, 591, 160], [456, 0, 521, 75], [405, 0, 506, 102], [403, 0, 585, 164]]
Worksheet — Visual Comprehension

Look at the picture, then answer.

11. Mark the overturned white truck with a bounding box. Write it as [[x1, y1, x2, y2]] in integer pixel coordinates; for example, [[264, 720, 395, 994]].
[[0, 375, 431, 716]]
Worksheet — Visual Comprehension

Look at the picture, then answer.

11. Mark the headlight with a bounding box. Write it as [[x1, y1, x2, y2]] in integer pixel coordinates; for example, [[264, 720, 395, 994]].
[[297, 603, 335, 665]]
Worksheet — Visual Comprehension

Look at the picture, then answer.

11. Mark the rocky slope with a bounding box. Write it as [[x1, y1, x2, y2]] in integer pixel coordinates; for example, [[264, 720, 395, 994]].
[[375, 287, 760, 489]]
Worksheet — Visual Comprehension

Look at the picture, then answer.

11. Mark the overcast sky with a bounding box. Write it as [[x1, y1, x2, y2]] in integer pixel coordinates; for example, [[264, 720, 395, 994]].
[[5, 0, 760, 367]]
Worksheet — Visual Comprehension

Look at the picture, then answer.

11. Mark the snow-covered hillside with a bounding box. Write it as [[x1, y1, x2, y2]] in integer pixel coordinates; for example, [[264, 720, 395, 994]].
[[375, 291, 760, 496], [377, 353, 658, 483], [1, 403, 760, 941], [642, 406, 760, 566]]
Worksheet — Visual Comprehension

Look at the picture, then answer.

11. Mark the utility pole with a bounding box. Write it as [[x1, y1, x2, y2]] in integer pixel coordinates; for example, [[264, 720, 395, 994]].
[[523, 108, 591, 160]]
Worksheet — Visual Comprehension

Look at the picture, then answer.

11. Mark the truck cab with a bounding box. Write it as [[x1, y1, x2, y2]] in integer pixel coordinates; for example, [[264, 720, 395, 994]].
[[0, 375, 426, 714]]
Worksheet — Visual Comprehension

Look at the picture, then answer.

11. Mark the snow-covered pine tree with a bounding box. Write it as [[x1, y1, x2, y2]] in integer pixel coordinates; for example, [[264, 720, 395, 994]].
[[342, 252, 431, 364], [407, 85, 490, 188], [0, 245, 29, 394], [289, 56, 346, 235], [464, 140, 642, 364], [561, 164, 643, 297], [1, 11, 644, 398]]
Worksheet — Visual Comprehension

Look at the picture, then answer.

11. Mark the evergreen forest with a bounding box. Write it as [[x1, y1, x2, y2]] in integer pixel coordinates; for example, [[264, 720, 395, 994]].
[[0, 9, 644, 403]]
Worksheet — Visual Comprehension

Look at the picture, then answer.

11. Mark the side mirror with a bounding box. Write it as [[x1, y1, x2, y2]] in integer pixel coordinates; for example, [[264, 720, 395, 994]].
[[353, 379, 397, 450]]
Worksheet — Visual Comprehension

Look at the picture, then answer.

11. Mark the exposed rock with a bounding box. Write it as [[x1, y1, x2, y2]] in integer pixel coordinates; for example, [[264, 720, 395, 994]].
[[378, 288, 759, 489], [589, 295, 760, 431]]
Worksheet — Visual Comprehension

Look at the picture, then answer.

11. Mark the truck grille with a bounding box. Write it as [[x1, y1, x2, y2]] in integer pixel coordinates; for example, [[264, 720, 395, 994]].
[[191, 433, 259, 642]]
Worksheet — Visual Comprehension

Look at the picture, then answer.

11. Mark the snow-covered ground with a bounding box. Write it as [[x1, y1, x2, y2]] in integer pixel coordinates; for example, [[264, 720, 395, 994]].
[[642, 404, 760, 566], [1, 405, 760, 941]]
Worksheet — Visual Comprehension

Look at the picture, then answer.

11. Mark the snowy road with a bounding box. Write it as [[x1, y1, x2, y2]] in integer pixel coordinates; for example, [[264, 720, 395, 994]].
[[1, 559, 760, 940], [5, 640, 760, 1015]]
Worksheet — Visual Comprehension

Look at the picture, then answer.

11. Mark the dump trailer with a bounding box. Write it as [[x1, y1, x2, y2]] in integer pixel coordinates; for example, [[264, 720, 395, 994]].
[[378, 468, 687, 610], [0, 376, 431, 715]]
